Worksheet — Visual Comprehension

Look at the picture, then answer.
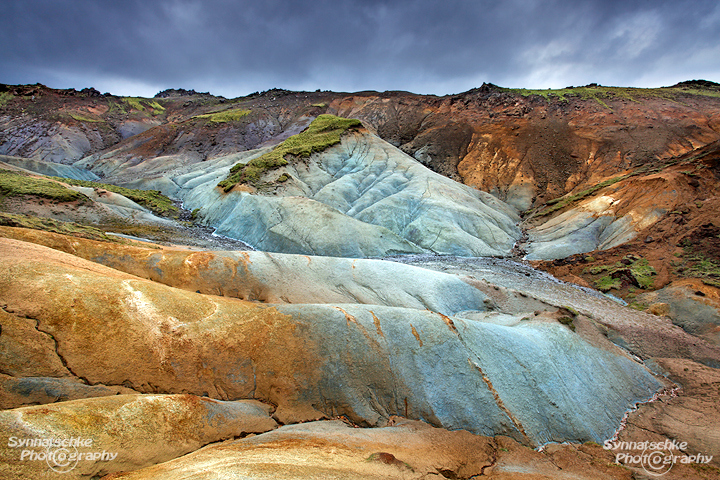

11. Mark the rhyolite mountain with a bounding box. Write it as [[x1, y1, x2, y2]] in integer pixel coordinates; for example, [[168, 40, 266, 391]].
[[1, 81, 720, 479], [3, 81, 720, 261]]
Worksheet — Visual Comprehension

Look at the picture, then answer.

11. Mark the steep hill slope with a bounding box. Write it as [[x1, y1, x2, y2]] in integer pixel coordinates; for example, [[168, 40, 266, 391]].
[[3, 79, 720, 478], [4, 81, 720, 209], [75, 116, 521, 257]]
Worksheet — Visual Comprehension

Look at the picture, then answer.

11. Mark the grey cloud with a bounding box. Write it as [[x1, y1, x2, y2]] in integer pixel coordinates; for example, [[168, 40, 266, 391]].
[[0, 0, 718, 96]]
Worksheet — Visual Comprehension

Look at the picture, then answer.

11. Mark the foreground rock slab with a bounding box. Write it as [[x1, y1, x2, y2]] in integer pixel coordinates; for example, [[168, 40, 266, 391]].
[[0, 394, 276, 479], [0, 237, 662, 446], [612, 358, 720, 476], [102, 419, 635, 480], [0, 226, 491, 316]]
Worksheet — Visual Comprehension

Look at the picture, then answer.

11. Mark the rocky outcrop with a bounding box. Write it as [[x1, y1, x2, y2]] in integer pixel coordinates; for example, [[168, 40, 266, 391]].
[[0, 237, 662, 446], [0, 394, 276, 479], [0, 118, 104, 164], [0, 227, 490, 315], [636, 279, 720, 346], [98, 419, 638, 480], [524, 144, 720, 260], [79, 129, 522, 257]]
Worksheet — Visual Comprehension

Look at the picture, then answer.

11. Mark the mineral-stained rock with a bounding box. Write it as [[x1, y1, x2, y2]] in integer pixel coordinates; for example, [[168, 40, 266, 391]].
[[0, 237, 662, 446], [636, 279, 720, 346], [525, 171, 695, 260], [389, 254, 720, 369], [103, 419, 496, 480], [0, 226, 490, 316], [100, 420, 634, 480], [82, 130, 522, 257], [0, 394, 277, 479], [0, 375, 133, 409], [612, 357, 720, 475]]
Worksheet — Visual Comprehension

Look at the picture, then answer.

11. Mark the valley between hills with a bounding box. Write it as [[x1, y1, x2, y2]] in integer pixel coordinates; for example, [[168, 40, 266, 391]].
[[1, 81, 720, 479]]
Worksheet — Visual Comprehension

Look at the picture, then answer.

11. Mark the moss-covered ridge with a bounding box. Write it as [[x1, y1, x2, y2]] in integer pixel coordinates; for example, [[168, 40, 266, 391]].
[[194, 108, 251, 123], [0, 212, 122, 243], [218, 114, 363, 191], [0, 169, 88, 203], [0, 169, 178, 218], [51, 177, 179, 218], [504, 80, 720, 108]]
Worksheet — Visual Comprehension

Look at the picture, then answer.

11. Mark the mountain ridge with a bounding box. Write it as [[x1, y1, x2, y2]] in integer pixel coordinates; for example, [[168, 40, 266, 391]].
[[3, 80, 720, 478]]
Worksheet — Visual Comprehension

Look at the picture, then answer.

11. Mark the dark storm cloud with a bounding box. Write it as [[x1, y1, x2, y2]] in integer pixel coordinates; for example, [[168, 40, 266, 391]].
[[1, 0, 719, 97]]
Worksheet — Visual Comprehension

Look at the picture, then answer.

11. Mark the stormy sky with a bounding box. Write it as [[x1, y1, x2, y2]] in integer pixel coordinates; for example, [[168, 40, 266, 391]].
[[1, 0, 719, 98]]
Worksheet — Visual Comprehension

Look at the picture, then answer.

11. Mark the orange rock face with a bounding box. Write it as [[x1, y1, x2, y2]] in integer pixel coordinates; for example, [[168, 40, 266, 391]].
[[330, 86, 720, 210]]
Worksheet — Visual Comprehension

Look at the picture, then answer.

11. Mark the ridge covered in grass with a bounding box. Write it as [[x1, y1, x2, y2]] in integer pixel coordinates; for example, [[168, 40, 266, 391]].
[[218, 114, 362, 191], [0, 169, 87, 202], [0, 212, 122, 243], [124, 97, 166, 115], [52, 177, 179, 218], [194, 108, 251, 123], [505, 81, 720, 108]]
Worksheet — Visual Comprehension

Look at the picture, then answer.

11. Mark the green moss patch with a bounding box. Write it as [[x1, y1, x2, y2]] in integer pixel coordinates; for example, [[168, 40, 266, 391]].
[[51, 177, 179, 218], [0, 92, 14, 107], [558, 316, 576, 331], [556, 306, 578, 331], [194, 108, 251, 123], [595, 275, 622, 292], [674, 241, 720, 288], [0, 169, 88, 203], [0, 212, 121, 243], [506, 83, 720, 109], [123, 97, 166, 116], [584, 254, 657, 292], [69, 113, 104, 123], [218, 114, 362, 191]]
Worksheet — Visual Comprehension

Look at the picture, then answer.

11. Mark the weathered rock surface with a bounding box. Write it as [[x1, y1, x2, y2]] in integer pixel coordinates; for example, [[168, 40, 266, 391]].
[[0, 117, 101, 164], [389, 255, 720, 368], [525, 164, 706, 260], [0, 154, 100, 180], [636, 279, 720, 346], [0, 237, 661, 446], [0, 227, 490, 316], [0, 305, 135, 409], [102, 419, 635, 480], [611, 357, 720, 476], [0, 375, 133, 410], [80, 130, 522, 257], [0, 394, 277, 479]]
